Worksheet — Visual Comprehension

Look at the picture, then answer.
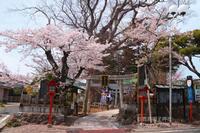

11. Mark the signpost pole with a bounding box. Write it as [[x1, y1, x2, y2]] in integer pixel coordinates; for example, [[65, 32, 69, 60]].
[[189, 102, 193, 122]]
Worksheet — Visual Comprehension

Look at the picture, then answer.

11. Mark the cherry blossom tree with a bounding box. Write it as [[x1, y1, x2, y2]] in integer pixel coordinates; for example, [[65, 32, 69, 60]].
[[124, 4, 182, 81], [124, 4, 184, 123], [0, 61, 31, 85], [19, 0, 163, 45], [15, 0, 189, 75], [0, 24, 109, 87], [0, 61, 10, 81], [126, 5, 171, 49]]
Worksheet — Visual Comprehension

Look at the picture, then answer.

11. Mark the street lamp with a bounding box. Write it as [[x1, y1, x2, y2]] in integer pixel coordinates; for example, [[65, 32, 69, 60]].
[[168, 4, 188, 125]]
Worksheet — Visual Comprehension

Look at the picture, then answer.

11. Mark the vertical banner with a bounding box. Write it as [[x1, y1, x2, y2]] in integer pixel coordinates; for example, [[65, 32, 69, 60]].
[[186, 76, 193, 122], [188, 86, 194, 103]]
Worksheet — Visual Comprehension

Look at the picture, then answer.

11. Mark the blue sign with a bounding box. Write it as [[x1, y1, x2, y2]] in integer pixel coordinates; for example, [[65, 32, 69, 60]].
[[188, 86, 194, 103]]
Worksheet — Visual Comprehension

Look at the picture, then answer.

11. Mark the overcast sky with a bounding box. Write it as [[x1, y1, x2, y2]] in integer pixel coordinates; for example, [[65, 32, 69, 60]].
[[0, 0, 200, 78]]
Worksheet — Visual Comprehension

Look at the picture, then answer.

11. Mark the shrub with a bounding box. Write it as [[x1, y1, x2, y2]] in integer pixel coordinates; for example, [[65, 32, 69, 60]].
[[6, 117, 21, 127], [0, 102, 5, 107]]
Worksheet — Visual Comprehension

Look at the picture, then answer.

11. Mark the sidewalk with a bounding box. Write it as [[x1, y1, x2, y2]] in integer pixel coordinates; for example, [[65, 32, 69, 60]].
[[0, 102, 19, 114]]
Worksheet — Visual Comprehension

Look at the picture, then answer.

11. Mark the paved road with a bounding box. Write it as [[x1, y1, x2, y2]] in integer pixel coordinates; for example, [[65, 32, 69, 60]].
[[69, 109, 200, 133], [135, 127, 200, 133], [65, 126, 200, 133], [0, 103, 20, 115], [73, 109, 120, 130]]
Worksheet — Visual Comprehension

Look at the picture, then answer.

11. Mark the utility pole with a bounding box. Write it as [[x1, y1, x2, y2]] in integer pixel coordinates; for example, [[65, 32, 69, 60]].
[[169, 35, 172, 125], [168, 4, 188, 125]]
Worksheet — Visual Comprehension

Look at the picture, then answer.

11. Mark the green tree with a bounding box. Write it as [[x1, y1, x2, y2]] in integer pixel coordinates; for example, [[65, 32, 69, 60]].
[[153, 30, 200, 78], [173, 30, 200, 78]]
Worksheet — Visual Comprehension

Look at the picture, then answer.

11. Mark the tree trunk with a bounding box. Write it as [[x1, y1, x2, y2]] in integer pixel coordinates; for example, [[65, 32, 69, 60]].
[[83, 79, 90, 115]]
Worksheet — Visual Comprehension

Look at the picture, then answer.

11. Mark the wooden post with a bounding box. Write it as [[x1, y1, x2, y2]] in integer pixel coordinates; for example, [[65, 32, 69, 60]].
[[115, 85, 118, 107], [119, 80, 123, 108], [146, 87, 152, 123], [144, 65, 152, 123]]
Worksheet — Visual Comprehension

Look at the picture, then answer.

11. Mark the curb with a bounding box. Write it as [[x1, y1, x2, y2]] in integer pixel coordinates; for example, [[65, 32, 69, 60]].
[[0, 115, 11, 131]]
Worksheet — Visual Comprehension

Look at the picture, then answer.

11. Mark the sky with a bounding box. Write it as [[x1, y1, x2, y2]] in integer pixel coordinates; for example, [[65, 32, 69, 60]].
[[0, 0, 200, 78], [0, 0, 46, 75], [176, 0, 200, 79]]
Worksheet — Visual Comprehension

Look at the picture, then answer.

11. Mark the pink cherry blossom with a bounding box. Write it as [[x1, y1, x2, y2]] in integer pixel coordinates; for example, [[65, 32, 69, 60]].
[[0, 24, 110, 80], [0, 61, 31, 85]]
